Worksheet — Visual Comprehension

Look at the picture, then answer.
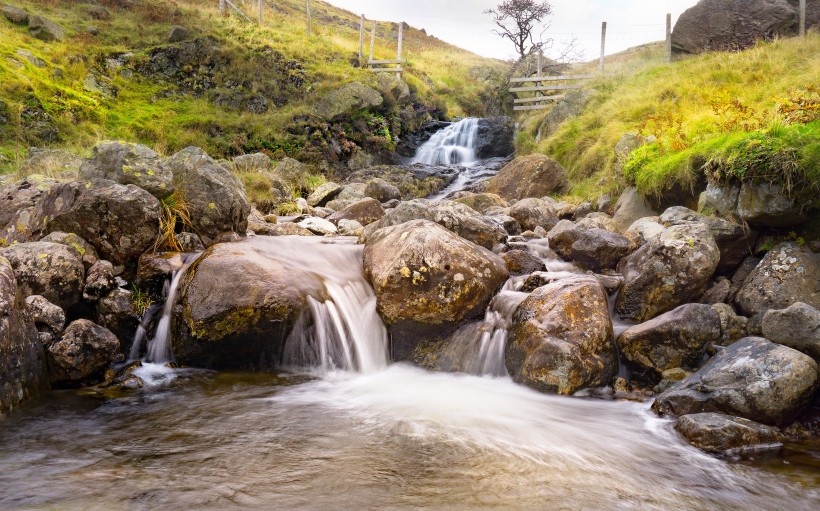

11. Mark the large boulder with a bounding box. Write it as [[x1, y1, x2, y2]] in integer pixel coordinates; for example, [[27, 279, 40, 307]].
[[762, 302, 820, 360], [734, 243, 820, 316], [611, 187, 659, 233], [165, 147, 250, 241], [363, 178, 401, 203], [78, 141, 174, 199], [28, 14, 64, 42], [0, 176, 62, 244], [736, 181, 806, 228], [0, 256, 46, 413], [672, 0, 799, 55], [506, 275, 616, 395], [616, 223, 720, 322], [547, 226, 632, 272], [313, 82, 383, 120], [307, 181, 343, 207], [509, 198, 558, 232], [362, 220, 508, 361], [0, 242, 85, 309], [327, 197, 385, 226], [653, 337, 818, 426], [485, 154, 567, 201], [46, 319, 119, 387], [502, 249, 546, 276], [2, 4, 28, 25], [698, 183, 740, 218], [474, 117, 515, 158], [617, 303, 722, 380], [232, 152, 271, 172], [675, 413, 784, 454], [40, 232, 99, 270]]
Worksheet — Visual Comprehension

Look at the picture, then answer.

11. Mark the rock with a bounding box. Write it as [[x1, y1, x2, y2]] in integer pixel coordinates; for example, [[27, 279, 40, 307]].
[[313, 82, 383, 120], [616, 223, 720, 322], [485, 154, 567, 201], [272, 157, 310, 186], [362, 220, 508, 361], [660, 206, 753, 274], [376, 74, 410, 104], [267, 222, 314, 236], [617, 303, 722, 380], [363, 178, 401, 203], [297, 216, 337, 235], [576, 212, 615, 232], [25, 295, 65, 336], [46, 319, 119, 387], [614, 133, 651, 174], [167, 25, 190, 43], [509, 198, 558, 232], [728, 255, 762, 301], [538, 90, 591, 139], [506, 276, 616, 395], [136, 252, 185, 296], [672, 0, 799, 55], [348, 165, 457, 200], [39, 232, 99, 270], [454, 193, 508, 214], [2, 4, 28, 25], [736, 181, 806, 228], [95, 288, 138, 356], [611, 187, 659, 234], [626, 216, 664, 244], [0, 176, 62, 244], [711, 303, 748, 344], [79, 141, 174, 199], [502, 249, 546, 276], [43, 180, 161, 267], [675, 413, 784, 454], [474, 117, 515, 158], [0, 242, 85, 309], [232, 152, 271, 172], [83, 260, 116, 302], [548, 226, 632, 272], [762, 302, 820, 360], [486, 213, 520, 236], [175, 231, 205, 251], [239, 170, 292, 213], [28, 14, 64, 42], [0, 256, 45, 413], [327, 197, 385, 226], [572, 202, 593, 221], [337, 219, 364, 236], [165, 147, 250, 241], [698, 183, 740, 217], [734, 243, 820, 316], [653, 337, 818, 425], [86, 5, 110, 21], [698, 277, 731, 304], [16, 149, 82, 178], [15, 49, 45, 68]]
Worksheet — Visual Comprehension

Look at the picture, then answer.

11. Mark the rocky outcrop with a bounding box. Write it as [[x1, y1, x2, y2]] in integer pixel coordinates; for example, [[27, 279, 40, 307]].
[[0, 242, 85, 309], [506, 276, 615, 395], [547, 226, 632, 272], [675, 413, 784, 454], [362, 220, 508, 361], [313, 82, 383, 120], [78, 141, 174, 199], [474, 117, 515, 158], [653, 337, 818, 426], [485, 154, 567, 201], [616, 223, 720, 322], [46, 319, 119, 387], [762, 302, 820, 360]]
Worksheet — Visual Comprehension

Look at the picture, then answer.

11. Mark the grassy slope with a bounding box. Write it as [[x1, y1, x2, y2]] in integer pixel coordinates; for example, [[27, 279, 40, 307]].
[[517, 34, 820, 202], [0, 0, 505, 172]]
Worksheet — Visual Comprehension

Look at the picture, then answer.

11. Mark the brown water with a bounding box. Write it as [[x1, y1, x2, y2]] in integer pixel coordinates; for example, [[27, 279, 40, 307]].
[[0, 366, 817, 511]]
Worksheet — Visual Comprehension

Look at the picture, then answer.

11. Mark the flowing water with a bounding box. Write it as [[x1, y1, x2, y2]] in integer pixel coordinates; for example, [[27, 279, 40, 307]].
[[411, 118, 480, 166]]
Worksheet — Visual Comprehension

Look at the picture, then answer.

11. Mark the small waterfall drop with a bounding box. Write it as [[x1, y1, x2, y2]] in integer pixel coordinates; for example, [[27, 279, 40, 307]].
[[411, 118, 479, 166]]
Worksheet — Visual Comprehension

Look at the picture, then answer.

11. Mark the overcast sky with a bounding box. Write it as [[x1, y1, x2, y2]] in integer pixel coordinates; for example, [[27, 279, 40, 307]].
[[323, 0, 700, 61]]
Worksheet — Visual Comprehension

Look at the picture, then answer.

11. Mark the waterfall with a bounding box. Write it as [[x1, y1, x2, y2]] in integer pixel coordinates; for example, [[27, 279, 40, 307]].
[[411, 118, 480, 166]]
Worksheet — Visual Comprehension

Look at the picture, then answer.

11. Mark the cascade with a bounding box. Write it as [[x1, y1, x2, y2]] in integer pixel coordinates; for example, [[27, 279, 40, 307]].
[[411, 117, 479, 166]]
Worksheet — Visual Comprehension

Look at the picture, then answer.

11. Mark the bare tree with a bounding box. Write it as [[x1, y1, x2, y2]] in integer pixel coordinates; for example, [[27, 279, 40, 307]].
[[484, 0, 554, 59]]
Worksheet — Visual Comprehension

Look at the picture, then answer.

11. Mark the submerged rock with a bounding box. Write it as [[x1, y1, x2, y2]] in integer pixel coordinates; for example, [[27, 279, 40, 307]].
[[47, 319, 119, 387], [675, 413, 784, 455]]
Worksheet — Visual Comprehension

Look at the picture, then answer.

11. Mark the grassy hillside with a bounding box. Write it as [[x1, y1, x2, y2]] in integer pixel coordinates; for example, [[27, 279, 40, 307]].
[[0, 0, 506, 173], [517, 34, 820, 204]]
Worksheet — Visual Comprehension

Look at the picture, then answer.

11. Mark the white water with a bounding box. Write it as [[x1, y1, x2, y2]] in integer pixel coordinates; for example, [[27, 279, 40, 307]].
[[411, 118, 479, 166]]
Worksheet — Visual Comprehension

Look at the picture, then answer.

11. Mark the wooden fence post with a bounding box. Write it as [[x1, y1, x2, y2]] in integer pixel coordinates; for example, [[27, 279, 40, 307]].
[[369, 21, 376, 64], [219, 0, 226, 14], [599, 21, 606, 73], [307, 0, 312, 36], [800, 0, 807, 37], [359, 14, 365, 66], [397, 22, 404, 79], [666, 13, 672, 62], [257, 0, 261, 24]]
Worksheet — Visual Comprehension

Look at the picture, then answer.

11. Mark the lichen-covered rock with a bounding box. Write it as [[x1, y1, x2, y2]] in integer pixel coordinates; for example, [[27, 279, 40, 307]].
[[506, 275, 616, 395], [165, 147, 250, 241], [232, 152, 272, 172], [306, 181, 343, 207], [0, 242, 84, 309], [95, 288, 139, 356], [454, 193, 508, 214], [502, 249, 546, 276], [653, 337, 818, 425], [509, 198, 558, 232], [616, 223, 720, 322], [485, 154, 567, 201], [25, 294, 65, 336], [711, 303, 748, 344], [327, 197, 385, 226], [698, 183, 740, 217], [734, 243, 820, 316], [0, 256, 46, 413], [548, 226, 632, 272], [617, 303, 721, 380], [78, 141, 174, 199], [40, 232, 99, 270], [167, 25, 190, 43], [626, 217, 664, 245], [675, 413, 784, 454], [363, 220, 508, 361], [611, 187, 659, 233], [736, 181, 806, 228], [83, 260, 116, 302], [313, 82, 383, 120], [337, 218, 364, 236], [0, 176, 62, 244], [28, 14, 64, 42], [364, 178, 401, 203], [47, 319, 119, 387], [762, 302, 820, 360]]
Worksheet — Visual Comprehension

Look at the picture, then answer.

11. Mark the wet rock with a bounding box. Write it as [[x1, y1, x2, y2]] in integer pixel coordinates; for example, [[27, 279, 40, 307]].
[[762, 302, 820, 360], [474, 117, 515, 158], [653, 337, 818, 425], [711, 303, 748, 344], [363, 220, 508, 361], [40, 232, 99, 270], [297, 216, 337, 235], [509, 198, 558, 232], [548, 226, 632, 272], [506, 275, 616, 395], [502, 249, 546, 276], [734, 243, 819, 316], [364, 178, 401, 203], [95, 288, 139, 356], [2, 4, 28, 25], [486, 213, 520, 236], [327, 197, 385, 227], [25, 295, 65, 336], [306, 181, 343, 207], [47, 319, 119, 387], [175, 231, 205, 251], [167, 25, 190, 43], [79, 141, 174, 199], [675, 413, 784, 454], [313, 82, 382, 120], [486, 154, 567, 201], [232, 152, 271, 172], [617, 303, 722, 380], [165, 147, 250, 241], [454, 193, 508, 214], [0, 242, 84, 309], [28, 14, 64, 42], [736, 182, 806, 228], [611, 187, 659, 233], [136, 252, 185, 297], [83, 260, 116, 302], [616, 223, 720, 322]]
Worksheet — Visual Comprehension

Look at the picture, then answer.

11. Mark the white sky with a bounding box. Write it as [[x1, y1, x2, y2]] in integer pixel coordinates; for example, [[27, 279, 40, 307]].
[[323, 0, 700, 61]]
